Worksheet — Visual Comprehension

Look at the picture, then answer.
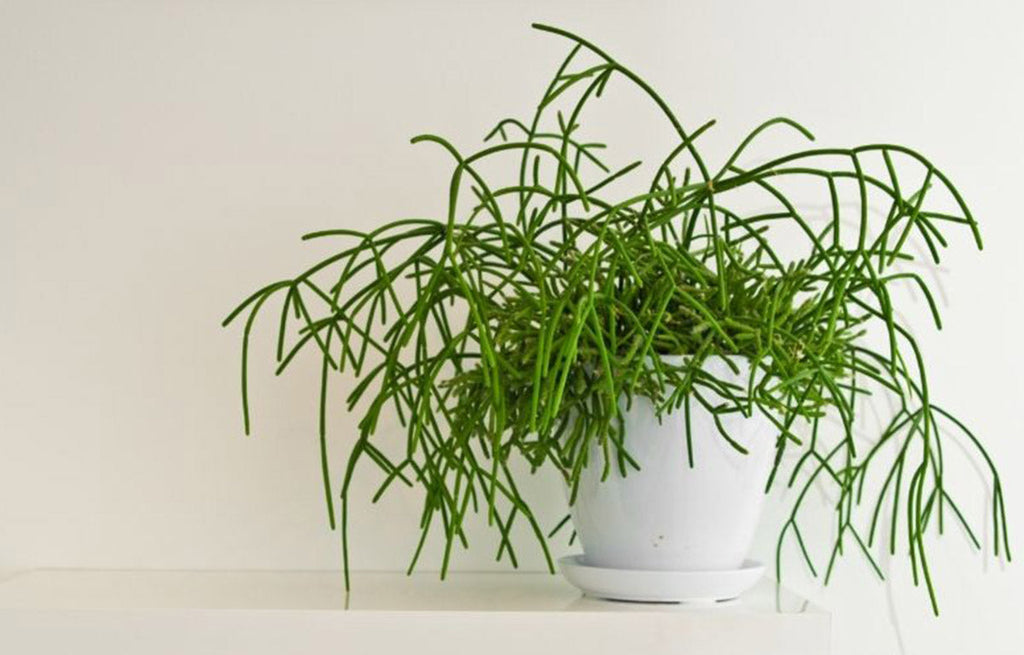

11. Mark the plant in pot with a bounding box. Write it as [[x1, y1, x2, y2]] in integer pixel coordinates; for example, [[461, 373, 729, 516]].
[[224, 24, 1009, 610]]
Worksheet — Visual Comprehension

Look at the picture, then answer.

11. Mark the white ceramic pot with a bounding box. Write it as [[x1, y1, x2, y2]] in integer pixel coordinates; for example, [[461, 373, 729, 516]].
[[568, 355, 774, 572]]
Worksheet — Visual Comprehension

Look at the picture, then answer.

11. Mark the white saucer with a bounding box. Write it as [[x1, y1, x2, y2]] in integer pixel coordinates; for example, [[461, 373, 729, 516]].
[[558, 555, 765, 603]]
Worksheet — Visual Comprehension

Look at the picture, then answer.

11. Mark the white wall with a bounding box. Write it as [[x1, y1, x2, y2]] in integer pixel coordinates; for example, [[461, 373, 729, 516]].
[[3, 1, 1022, 653]]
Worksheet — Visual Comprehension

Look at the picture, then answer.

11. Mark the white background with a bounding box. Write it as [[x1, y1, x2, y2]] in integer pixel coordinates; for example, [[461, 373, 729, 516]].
[[2, 1, 1022, 653]]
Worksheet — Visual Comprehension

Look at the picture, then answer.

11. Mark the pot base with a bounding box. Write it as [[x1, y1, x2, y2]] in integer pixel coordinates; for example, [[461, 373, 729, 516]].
[[558, 555, 764, 603]]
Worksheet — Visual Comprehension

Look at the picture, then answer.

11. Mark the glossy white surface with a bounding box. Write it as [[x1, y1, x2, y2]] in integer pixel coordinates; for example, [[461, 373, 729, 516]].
[[0, 570, 829, 655], [559, 555, 766, 603], [570, 356, 775, 572]]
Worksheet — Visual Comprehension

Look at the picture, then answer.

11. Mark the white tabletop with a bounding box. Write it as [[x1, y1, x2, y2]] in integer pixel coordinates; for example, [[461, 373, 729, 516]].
[[0, 570, 829, 654]]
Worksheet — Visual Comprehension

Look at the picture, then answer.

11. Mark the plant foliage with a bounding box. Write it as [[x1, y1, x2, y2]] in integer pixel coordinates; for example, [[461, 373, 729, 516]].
[[224, 24, 1009, 613]]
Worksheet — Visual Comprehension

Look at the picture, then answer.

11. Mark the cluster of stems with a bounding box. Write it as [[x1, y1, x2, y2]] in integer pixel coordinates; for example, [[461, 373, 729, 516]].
[[225, 24, 1008, 613]]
